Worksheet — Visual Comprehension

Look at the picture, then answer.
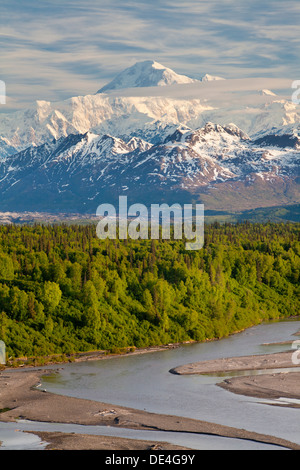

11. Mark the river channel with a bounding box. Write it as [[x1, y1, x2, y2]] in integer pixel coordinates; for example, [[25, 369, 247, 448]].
[[1, 320, 299, 450]]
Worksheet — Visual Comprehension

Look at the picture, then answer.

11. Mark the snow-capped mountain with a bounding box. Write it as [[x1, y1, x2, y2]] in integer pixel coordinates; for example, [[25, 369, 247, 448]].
[[200, 73, 225, 82], [97, 60, 199, 93], [0, 122, 298, 213], [0, 60, 299, 215], [0, 137, 18, 158], [1, 60, 299, 154], [0, 93, 212, 152]]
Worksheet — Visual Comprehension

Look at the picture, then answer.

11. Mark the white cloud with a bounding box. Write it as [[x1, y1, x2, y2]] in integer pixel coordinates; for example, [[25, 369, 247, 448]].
[[0, 0, 299, 110]]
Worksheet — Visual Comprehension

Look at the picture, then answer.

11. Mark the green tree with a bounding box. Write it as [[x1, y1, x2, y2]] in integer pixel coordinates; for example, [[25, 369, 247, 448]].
[[0, 253, 14, 280], [42, 281, 62, 312], [82, 280, 101, 329]]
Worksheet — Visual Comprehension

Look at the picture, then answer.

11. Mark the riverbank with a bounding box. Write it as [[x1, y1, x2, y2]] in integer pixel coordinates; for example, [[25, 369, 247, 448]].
[[169, 350, 300, 375], [1, 368, 299, 450], [218, 370, 300, 403], [170, 350, 300, 406], [2, 342, 188, 369]]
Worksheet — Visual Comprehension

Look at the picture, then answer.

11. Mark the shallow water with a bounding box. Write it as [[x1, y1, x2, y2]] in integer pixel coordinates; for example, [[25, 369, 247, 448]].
[[1, 320, 299, 450], [38, 320, 300, 448], [0, 423, 46, 450], [0, 420, 286, 451]]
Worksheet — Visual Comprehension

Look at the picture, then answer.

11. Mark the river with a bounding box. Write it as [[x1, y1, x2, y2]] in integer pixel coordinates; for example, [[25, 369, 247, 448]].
[[1, 319, 299, 450]]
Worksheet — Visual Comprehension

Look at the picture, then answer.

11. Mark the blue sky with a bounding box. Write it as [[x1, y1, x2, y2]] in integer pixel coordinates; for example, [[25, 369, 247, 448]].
[[1, 0, 300, 110]]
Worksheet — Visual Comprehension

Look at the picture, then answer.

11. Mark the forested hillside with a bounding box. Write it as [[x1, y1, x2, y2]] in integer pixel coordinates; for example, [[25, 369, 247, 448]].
[[0, 222, 299, 362]]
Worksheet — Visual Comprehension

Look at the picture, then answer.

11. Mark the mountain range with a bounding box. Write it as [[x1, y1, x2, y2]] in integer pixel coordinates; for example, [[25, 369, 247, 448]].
[[0, 60, 299, 218]]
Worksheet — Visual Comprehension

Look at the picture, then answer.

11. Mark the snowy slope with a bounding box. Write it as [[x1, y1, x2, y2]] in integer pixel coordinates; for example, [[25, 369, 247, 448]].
[[1, 122, 298, 213], [0, 60, 299, 213], [1, 87, 299, 155], [0, 94, 213, 152], [201, 74, 225, 82], [0, 61, 299, 154], [97, 60, 199, 93]]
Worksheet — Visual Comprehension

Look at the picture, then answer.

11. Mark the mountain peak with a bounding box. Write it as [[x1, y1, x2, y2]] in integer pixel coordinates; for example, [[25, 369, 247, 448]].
[[201, 73, 225, 82], [199, 122, 250, 140], [260, 89, 277, 96], [97, 60, 199, 93]]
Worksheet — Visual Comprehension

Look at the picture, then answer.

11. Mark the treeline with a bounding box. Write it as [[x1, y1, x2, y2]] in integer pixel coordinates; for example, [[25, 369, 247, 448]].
[[0, 221, 299, 360]]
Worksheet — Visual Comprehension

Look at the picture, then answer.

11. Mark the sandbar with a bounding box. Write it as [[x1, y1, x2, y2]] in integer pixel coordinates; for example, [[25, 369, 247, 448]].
[[0, 367, 299, 450], [170, 350, 300, 405]]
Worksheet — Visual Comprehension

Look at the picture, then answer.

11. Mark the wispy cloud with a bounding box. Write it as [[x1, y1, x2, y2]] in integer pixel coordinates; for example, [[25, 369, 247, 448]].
[[1, 0, 299, 110]]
